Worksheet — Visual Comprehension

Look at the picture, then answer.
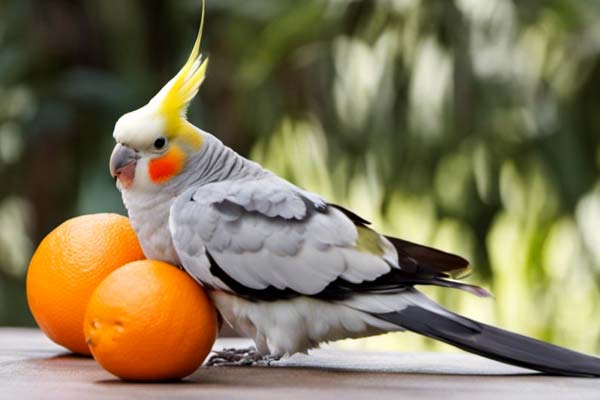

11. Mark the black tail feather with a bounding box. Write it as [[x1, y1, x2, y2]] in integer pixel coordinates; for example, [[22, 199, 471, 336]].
[[377, 305, 600, 377]]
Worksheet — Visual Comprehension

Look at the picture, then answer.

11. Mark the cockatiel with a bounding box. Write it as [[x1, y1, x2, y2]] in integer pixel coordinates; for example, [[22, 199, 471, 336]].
[[109, 4, 600, 377]]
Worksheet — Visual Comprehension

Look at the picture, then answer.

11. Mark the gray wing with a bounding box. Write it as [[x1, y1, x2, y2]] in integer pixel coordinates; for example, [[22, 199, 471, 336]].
[[168, 176, 396, 296]]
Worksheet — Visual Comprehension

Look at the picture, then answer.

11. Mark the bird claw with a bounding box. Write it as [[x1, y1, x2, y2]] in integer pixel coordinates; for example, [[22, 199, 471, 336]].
[[206, 347, 280, 367]]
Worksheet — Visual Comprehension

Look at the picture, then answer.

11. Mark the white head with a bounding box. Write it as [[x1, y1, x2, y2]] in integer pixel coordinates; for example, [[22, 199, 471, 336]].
[[110, 1, 208, 192]]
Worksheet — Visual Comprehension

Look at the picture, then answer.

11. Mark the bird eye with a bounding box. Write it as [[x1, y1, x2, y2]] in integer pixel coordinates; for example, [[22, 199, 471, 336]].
[[153, 136, 167, 150]]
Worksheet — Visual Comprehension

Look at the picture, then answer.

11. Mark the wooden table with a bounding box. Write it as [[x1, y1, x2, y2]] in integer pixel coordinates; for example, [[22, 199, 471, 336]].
[[1, 328, 599, 399]]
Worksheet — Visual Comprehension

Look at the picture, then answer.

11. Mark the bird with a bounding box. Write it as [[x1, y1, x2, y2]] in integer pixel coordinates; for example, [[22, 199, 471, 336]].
[[109, 2, 600, 377]]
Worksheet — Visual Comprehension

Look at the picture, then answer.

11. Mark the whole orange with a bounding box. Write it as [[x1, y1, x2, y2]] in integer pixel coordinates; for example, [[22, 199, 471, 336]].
[[26, 213, 145, 355], [84, 260, 217, 381]]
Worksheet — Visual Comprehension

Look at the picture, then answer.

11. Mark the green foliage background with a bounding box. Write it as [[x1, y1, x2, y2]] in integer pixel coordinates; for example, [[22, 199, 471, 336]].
[[1, 0, 599, 352]]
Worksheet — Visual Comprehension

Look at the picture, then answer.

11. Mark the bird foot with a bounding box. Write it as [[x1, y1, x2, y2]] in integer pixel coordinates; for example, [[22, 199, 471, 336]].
[[206, 347, 280, 367]]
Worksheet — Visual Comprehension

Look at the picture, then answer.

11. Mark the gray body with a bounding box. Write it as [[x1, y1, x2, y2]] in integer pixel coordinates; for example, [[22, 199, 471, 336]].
[[121, 131, 404, 356]]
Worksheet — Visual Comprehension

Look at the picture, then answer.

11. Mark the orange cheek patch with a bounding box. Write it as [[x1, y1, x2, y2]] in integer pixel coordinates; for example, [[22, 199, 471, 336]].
[[148, 146, 185, 184]]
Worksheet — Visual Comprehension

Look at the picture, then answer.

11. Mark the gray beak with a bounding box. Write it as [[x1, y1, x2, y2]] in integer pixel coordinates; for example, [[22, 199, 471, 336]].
[[109, 143, 138, 189]]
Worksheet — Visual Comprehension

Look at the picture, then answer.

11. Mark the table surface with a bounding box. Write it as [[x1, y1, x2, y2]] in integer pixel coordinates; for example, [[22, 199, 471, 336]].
[[1, 328, 600, 400]]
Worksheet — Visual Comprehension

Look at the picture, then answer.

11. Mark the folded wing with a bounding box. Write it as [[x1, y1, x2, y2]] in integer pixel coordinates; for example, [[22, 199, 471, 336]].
[[169, 176, 485, 301]]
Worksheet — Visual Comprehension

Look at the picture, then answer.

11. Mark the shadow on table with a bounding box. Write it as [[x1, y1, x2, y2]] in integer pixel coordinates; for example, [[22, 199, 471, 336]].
[[200, 364, 542, 378], [93, 364, 545, 386], [32, 353, 545, 384]]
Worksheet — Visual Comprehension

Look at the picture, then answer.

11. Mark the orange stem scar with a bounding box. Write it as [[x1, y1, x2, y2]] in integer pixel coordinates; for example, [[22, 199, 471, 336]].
[[148, 146, 185, 184]]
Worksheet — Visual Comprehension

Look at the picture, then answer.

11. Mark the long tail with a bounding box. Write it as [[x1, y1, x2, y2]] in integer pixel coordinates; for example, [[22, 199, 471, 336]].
[[374, 292, 600, 377]]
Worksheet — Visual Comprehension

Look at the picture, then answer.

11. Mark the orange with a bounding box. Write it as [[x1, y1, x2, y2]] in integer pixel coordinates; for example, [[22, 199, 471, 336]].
[[84, 260, 217, 381], [26, 213, 145, 355]]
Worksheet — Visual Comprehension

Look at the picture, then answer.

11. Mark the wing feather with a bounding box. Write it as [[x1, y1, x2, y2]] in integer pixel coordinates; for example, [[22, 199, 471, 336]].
[[169, 177, 392, 296], [169, 175, 482, 300]]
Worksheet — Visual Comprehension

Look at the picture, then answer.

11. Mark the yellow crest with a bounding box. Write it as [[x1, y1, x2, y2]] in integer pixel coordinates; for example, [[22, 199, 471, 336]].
[[149, 0, 208, 149]]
